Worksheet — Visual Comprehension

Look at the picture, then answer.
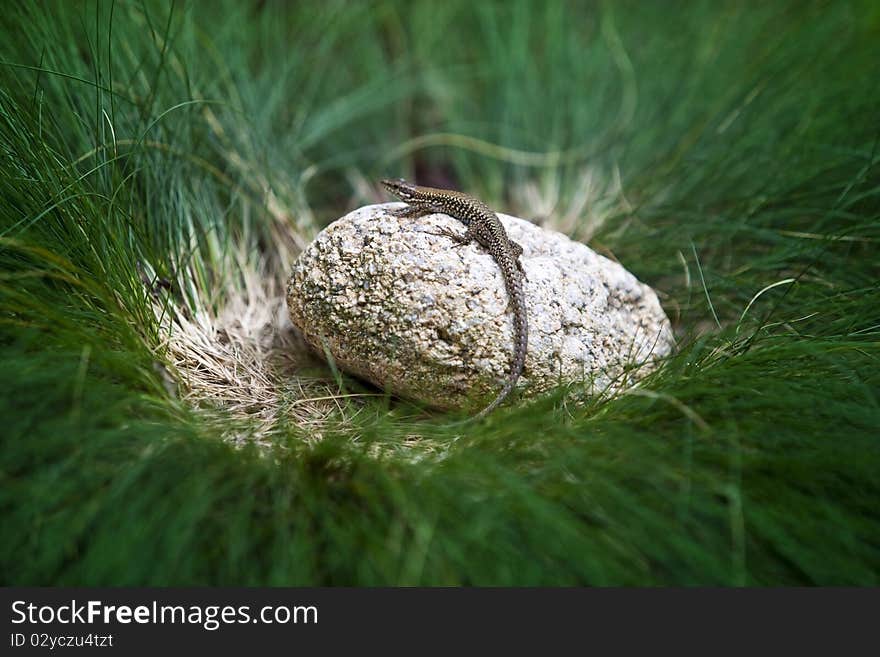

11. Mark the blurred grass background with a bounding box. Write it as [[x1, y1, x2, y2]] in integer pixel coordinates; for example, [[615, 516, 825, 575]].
[[1, 0, 878, 585]]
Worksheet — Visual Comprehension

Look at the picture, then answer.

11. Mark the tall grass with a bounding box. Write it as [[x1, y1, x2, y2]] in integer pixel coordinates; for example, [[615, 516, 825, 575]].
[[0, 0, 877, 584]]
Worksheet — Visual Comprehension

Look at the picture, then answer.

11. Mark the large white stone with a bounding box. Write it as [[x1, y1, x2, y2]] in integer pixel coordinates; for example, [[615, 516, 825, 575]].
[[287, 203, 674, 411]]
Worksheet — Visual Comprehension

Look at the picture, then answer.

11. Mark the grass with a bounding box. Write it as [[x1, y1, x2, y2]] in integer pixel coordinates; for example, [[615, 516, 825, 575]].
[[1, 0, 878, 585]]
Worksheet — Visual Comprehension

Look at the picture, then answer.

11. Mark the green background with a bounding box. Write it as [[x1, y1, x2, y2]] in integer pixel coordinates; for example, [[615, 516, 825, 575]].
[[1, 1, 877, 584]]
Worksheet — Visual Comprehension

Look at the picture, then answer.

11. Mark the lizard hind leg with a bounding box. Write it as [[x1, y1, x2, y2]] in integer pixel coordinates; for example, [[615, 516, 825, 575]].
[[508, 240, 528, 278]]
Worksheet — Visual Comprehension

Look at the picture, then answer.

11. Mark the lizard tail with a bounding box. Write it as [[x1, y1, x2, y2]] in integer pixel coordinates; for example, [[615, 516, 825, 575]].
[[472, 286, 528, 421]]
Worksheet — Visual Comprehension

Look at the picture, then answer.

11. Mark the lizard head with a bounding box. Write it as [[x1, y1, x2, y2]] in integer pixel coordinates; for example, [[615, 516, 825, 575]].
[[381, 177, 419, 202]]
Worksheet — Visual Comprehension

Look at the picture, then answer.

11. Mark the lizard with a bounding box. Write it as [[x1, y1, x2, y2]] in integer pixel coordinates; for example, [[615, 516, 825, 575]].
[[380, 178, 528, 420]]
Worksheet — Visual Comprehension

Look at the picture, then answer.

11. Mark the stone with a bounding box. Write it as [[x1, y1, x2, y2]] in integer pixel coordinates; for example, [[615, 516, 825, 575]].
[[286, 203, 674, 412]]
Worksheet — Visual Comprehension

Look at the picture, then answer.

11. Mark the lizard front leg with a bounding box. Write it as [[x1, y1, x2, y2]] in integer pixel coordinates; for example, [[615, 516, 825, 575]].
[[427, 225, 473, 247], [388, 203, 433, 219]]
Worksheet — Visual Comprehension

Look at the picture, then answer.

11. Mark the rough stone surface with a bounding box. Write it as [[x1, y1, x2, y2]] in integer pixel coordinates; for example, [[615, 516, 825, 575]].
[[286, 203, 674, 411]]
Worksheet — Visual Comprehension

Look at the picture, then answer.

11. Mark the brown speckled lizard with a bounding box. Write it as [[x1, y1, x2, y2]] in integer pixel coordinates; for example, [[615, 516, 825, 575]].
[[381, 178, 527, 420]]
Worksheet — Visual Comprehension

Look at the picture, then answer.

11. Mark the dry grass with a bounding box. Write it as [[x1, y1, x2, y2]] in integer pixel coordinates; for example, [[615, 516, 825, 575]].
[[512, 164, 634, 243], [148, 246, 344, 446]]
